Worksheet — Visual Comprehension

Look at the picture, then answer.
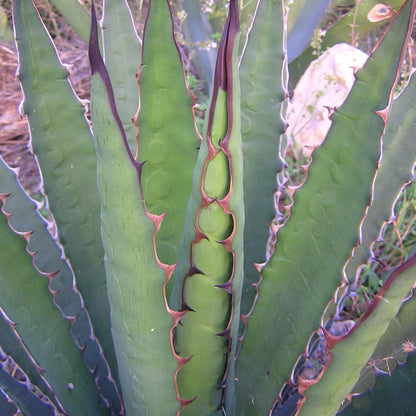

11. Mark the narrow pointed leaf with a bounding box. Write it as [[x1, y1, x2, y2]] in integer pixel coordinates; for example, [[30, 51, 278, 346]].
[[0, 389, 20, 416], [340, 274, 416, 400], [102, 0, 141, 152], [338, 352, 416, 415], [48, 0, 91, 43], [286, 0, 331, 62], [0, 347, 62, 416], [0, 158, 111, 416], [289, 0, 406, 87], [12, 0, 116, 377], [344, 71, 416, 282], [89, 6, 180, 414], [239, 0, 286, 315], [298, 253, 416, 416], [172, 1, 245, 414], [236, 1, 416, 414], [135, 0, 200, 265], [181, 0, 217, 92], [0, 311, 58, 408]]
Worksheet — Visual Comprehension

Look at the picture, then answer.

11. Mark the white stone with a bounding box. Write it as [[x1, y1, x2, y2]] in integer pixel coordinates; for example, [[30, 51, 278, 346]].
[[286, 43, 368, 155]]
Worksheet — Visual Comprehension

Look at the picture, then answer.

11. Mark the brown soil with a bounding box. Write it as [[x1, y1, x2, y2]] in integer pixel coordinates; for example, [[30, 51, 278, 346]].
[[0, 42, 40, 193]]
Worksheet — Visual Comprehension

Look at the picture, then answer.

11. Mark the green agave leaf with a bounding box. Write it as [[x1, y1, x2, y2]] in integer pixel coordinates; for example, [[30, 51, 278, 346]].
[[299, 253, 416, 416], [289, 0, 406, 88], [344, 71, 416, 282], [89, 5, 180, 414], [135, 0, 200, 266], [238, 0, 260, 56], [0, 346, 61, 416], [48, 0, 91, 44], [0, 158, 111, 416], [239, 0, 286, 316], [338, 352, 416, 415], [102, 0, 141, 152], [12, 0, 116, 377], [235, 0, 415, 414], [172, 1, 245, 414]]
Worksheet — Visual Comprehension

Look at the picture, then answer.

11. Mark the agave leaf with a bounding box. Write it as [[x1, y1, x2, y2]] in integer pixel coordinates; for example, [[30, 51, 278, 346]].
[[0, 388, 20, 416], [89, 5, 179, 414], [289, 0, 406, 88], [172, 1, 244, 413], [338, 352, 416, 415], [0, 158, 112, 416], [286, 0, 331, 62], [135, 0, 200, 266], [238, 0, 259, 56], [181, 0, 217, 93], [102, 0, 141, 152], [48, 0, 91, 44], [239, 0, 286, 316], [298, 252, 416, 416], [344, 71, 416, 282], [0, 310, 58, 408], [235, 0, 416, 414], [12, 0, 116, 377], [0, 346, 62, 416], [338, 262, 416, 404]]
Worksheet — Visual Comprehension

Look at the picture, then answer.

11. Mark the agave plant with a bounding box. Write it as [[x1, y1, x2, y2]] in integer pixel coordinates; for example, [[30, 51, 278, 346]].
[[1, 0, 416, 415]]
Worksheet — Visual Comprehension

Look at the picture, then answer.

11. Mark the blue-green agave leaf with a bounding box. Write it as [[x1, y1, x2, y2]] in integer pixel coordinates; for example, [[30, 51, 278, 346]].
[[181, 0, 217, 93], [239, 0, 286, 318], [0, 157, 114, 416], [344, 70, 416, 283], [235, 0, 416, 414], [0, 346, 62, 416], [338, 351, 416, 415], [0, 387, 21, 416], [89, 4, 180, 414], [12, 0, 116, 378], [286, 0, 331, 62], [0, 309, 58, 409], [102, 0, 141, 152], [48, 0, 91, 44], [298, 252, 416, 416]]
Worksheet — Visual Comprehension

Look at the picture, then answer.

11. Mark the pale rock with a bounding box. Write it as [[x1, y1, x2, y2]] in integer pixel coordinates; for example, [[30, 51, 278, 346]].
[[286, 43, 368, 155]]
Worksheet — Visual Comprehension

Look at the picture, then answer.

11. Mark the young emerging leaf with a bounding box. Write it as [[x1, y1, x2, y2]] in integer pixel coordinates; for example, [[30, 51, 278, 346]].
[[172, 1, 245, 414]]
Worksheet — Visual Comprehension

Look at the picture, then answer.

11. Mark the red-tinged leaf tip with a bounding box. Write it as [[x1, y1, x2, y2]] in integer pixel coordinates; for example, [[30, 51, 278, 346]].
[[296, 375, 318, 396], [147, 211, 166, 233], [169, 309, 187, 327], [216, 281, 233, 294], [88, 2, 100, 76], [217, 328, 231, 338], [253, 262, 265, 273], [0, 193, 10, 203], [188, 264, 204, 277], [321, 326, 346, 350], [374, 108, 389, 123], [213, 0, 239, 91], [88, 1, 140, 173], [176, 354, 193, 369]]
